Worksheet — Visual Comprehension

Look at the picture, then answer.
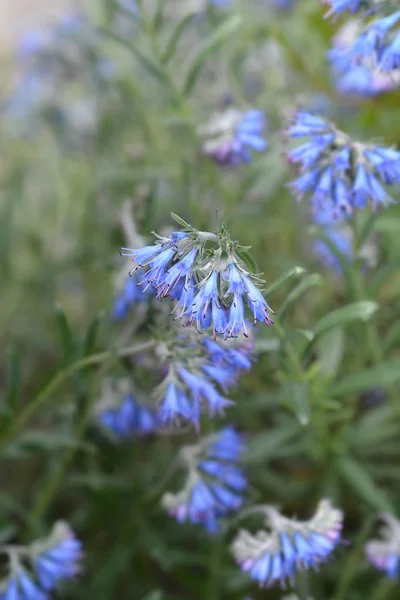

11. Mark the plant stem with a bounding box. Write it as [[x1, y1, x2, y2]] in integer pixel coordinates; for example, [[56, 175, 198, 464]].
[[28, 355, 116, 531], [0, 340, 156, 454]]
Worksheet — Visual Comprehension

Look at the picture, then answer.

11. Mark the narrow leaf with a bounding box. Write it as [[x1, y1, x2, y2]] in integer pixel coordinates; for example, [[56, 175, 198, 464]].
[[264, 266, 306, 297], [82, 313, 105, 357], [55, 305, 75, 359], [330, 359, 400, 396], [152, 0, 164, 31], [5, 346, 20, 411], [336, 457, 394, 513], [279, 273, 323, 320], [313, 301, 378, 338], [162, 12, 196, 64], [315, 327, 345, 377], [183, 15, 241, 95]]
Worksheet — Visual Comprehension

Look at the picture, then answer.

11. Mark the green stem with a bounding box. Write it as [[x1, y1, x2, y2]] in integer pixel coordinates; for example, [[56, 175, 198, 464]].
[[28, 355, 116, 531], [0, 340, 156, 453], [206, 537, 222, 600]]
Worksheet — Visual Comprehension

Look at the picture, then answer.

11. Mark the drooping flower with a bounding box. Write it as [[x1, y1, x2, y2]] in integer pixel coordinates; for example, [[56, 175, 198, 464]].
[[122, 217, 274, 339], [31, 523, 82, 592], [198, 107, 268, 166], [154, 326, 255, 426], [365, 513, 400, 578], [286, 110, 400, 215], [328, 21, 400, 96], [98, 393, 158, 439], [162, 427, 247, 532], [0, 522, 82, 599], [232, 499, 343, 587]]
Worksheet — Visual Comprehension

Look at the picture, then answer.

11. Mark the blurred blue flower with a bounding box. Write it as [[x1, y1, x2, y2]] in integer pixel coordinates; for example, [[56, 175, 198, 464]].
[[162, 427, 247, 532], [232, 499, 343, 587], [112, 271, 154, 320], [366, 513, 400, 578], [98, 394, 157, 439], [0, 572, 47, 600], [199, 108, 268, 166], [287, 110, 400, 214], [0, 522, 83, 599], [324, 0, 365, 17], [312, 205, 353, 274], [32, 522, 82, 592]]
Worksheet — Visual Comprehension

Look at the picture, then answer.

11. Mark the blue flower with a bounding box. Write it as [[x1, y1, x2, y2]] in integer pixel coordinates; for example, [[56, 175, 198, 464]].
[[324, 0, 365, 17], [366, 513, 400, 578], [32, 523, 82, 591], [199, 108, 267, 167], [232, 499, 343, 587], [98, 394, 157, 439], [312, 204, 353, 274], [0, 572, 47, 600], [162, 427, 247, 532], [112, 271, 154, 320], [287, 110, 400, 214]]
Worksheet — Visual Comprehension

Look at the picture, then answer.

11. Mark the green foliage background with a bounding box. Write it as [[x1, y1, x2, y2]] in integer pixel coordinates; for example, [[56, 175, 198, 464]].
[[1, 1, 400, 599]]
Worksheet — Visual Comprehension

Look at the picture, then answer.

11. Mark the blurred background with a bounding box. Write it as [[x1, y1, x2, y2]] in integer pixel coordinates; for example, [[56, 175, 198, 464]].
[[1, 1, 400, 599]]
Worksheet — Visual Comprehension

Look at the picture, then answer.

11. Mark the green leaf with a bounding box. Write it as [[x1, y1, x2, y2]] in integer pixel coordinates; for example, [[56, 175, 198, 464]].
[[336, 457, 394, 513], [315, 327, 345, 378], [182, 15, 242, 95], [101, 30, 168, 86], [279, 273, 323, 320], [170, 212, 192, 229], [142, 592, 163, 600], [152, 0, 164, 31], [254, 336, 280, 353], [283, 382, 310, 426], [82, 313, 105, 357], [162, 12, 196, 64], [313, 301, 378, 338], [55, 305, 75, 359], [264, 266, 306, 297], [12, 431, 96, 454], [383, 320, 400, 353], [369, 258, 400, 295], [244, 424, 300, 464], [330, 359, 400, 396], [5, 346, 20, 412]]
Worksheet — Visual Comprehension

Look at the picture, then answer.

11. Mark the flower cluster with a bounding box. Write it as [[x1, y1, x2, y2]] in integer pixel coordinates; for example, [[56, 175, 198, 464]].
[[328, 21, 400, 96], [198, 108, 268, 166], [0, 522, 82, 599], [231, 499, 343, 587], [365, 513, 400, 578], [162, 427, 247, 532], [286, 110, 400, 215], [122, 217, 274, 339], [98, 393, 158, 439], [156, 329, 254, 426], [325, 2, 400, 74]]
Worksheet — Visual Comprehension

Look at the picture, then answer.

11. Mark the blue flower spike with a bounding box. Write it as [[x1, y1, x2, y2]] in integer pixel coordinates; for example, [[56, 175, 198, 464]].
[[162, 427, 247, 532], [198, 107, 268, 167], [365, 513, 400, 578], [155, 329, 255, 427], [287, 110, 400, 215], [31, 522, 83, 592], [232, 499, 343, 587], [121, 217, 274, 339], [0, 522, 82, 600]]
